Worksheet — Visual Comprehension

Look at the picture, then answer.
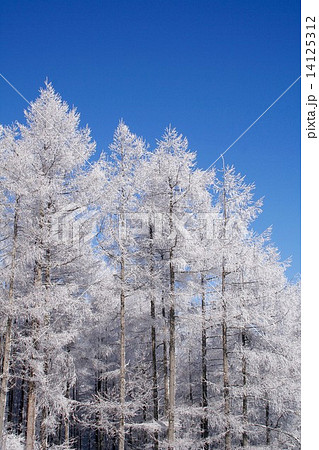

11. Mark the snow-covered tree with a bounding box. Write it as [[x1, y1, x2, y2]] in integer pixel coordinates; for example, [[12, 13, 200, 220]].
[[90, 121, 148, 449], [0, 82, 98, 449]]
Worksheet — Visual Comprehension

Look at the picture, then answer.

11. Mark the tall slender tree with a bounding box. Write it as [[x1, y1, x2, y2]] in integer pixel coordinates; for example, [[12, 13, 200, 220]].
[[0, 82, 97, 448], [95, 121, 147, 449]]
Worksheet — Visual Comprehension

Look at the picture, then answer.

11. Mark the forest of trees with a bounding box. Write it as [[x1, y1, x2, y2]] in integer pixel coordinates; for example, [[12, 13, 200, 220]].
[[0, 83, 300, 449]]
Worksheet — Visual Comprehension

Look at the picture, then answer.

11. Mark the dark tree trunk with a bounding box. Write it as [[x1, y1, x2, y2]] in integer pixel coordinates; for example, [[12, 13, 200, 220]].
[[241, 331, 248, 447], [0, 198, 19, 444], [167, 194, 176, 449], [149, 221, 159, 449], [201, 274, 209, 449], [266, 397, 270, 445]]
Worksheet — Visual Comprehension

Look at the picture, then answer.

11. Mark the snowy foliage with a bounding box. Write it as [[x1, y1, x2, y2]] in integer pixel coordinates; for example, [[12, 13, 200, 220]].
[[0, 84, 300, 449]]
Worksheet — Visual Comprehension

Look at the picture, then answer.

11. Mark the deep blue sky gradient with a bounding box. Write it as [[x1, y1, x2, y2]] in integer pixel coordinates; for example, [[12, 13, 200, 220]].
[[0, 0, 300, 278]]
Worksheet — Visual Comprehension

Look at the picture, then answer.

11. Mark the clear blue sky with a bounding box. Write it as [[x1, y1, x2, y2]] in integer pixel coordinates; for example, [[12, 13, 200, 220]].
[[0, 0, 300, 279]]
